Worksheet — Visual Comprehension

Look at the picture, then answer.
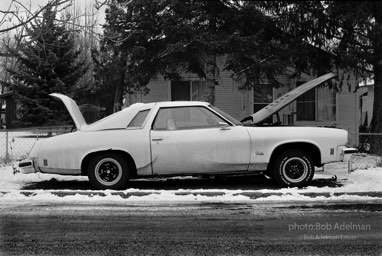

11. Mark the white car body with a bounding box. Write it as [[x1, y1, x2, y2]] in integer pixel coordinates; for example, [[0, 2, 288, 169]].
[[19, 73, 352, 189]]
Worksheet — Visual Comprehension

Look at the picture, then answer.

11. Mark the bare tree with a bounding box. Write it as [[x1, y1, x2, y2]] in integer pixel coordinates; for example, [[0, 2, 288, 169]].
[[62, 0, 101, 92], [0, 31, 20, 128], [0, 0, 72, 57], [0, 0, 73, 34], [0, 0, 105, 56], [0, 33, 20, 86]]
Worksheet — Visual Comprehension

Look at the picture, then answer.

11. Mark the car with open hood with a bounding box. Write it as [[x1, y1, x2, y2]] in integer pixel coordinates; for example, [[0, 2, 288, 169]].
[[18, 73, 353, 189]]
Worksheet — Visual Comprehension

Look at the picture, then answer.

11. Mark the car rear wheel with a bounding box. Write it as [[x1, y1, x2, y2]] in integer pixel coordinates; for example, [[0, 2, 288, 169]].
[[273, 150, 314, 187], [88, 153, 129, 190]]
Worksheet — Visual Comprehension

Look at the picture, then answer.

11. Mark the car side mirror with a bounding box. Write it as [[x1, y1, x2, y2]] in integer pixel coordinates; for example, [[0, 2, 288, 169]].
[[219, 121, 230, 130]]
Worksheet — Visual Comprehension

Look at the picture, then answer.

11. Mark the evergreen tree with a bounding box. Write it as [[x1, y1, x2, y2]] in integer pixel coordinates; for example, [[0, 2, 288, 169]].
[[4, 7, 86, 127]]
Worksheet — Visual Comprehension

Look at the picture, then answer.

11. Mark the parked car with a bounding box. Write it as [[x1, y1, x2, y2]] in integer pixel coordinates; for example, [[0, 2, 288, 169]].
[[19, 73, 352, 189]]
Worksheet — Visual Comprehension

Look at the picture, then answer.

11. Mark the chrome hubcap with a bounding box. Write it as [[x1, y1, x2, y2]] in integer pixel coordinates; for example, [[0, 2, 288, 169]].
[[282, 157, 308, 183], [95, 158, 122, 186]]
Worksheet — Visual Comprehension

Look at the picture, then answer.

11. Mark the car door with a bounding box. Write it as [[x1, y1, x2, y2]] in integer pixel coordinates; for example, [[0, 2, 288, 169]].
[[150, 106, 251, 175]]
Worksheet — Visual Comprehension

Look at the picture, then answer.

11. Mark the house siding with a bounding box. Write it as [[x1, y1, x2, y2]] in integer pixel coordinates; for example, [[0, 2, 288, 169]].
[[125, 78, 169, 105], [141, 78, 169, 102], [149, 80, 169, 102], [336, 74, 360, 146], [214, 70, 251, 121]]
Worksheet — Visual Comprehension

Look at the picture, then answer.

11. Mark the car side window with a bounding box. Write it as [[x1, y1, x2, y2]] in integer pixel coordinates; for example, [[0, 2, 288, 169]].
[[127, 109, 150, 128], [153, 106, 227, 130]]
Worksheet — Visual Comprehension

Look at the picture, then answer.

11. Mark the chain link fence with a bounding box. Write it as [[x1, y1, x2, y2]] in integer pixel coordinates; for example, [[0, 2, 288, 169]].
[[358, 133, 382, 154], [0, 126, 72, 163]]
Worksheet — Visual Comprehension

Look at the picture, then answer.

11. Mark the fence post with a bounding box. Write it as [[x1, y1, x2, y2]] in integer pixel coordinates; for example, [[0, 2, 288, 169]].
[[5, 130, 9, 162]]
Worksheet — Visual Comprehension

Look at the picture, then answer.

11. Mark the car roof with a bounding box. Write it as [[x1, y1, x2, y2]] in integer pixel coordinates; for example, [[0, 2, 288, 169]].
[[148, 101, 209, 108], [122, 101, 210, 113]]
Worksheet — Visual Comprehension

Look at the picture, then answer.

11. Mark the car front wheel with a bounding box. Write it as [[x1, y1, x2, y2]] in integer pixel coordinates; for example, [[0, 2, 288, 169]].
[[273, 150, 314, 187], [88, 153, 129, 190]]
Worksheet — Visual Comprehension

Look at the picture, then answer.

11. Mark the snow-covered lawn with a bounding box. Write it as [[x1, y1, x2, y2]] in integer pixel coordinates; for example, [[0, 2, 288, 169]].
[[0, 154, 381, 203]]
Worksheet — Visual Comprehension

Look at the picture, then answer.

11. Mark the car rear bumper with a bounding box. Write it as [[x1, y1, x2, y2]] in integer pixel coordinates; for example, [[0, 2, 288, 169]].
[[18, 159, 37, 174]]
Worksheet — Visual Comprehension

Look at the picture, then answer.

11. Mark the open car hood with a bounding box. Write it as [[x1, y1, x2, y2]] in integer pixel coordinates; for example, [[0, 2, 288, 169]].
[[50, 93, 87, 130], [242, 73, 337, 125]]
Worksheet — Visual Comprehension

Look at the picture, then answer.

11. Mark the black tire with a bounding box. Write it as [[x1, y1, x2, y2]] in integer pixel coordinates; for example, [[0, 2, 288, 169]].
[[273, 150, 314, 187], [87, 152, 129, 190]]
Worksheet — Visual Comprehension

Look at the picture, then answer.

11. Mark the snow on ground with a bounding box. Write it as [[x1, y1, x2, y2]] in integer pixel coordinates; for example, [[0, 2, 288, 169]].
[[0, 154, 382, 203]]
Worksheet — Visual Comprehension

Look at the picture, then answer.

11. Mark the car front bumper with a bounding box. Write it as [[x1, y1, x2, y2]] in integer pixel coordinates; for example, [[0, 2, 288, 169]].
[[337, 146, 357, 162], [342, 147, 358, 161], [337, 146, 358, 173]]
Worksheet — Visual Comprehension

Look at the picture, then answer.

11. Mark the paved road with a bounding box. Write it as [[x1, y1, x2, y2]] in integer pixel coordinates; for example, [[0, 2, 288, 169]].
[[0, 200, 381, 256]]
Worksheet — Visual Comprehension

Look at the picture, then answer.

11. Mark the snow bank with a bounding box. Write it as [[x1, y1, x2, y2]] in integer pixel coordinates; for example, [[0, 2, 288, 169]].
[[349, 153, 382, 170], [0, 154, 381, 203]]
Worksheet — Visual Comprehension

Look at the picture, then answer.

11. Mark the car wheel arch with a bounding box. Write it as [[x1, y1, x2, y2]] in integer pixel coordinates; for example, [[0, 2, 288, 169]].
[[268, 142, 321, 169], [81, 150, 137, 178]]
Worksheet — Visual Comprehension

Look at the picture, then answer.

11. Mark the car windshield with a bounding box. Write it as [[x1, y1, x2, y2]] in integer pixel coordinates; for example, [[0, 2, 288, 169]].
[[209, 105, 242, 126]]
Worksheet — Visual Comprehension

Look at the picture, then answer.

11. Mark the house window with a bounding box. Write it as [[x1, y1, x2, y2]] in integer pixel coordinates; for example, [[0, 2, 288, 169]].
[[296, 85, 316, 121], [171, 80, 206, 101], [296, 82, 336, 122]]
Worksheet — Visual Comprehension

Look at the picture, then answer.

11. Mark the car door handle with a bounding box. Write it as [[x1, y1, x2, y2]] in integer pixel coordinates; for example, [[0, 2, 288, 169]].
[[152, 137, 163, 141]]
